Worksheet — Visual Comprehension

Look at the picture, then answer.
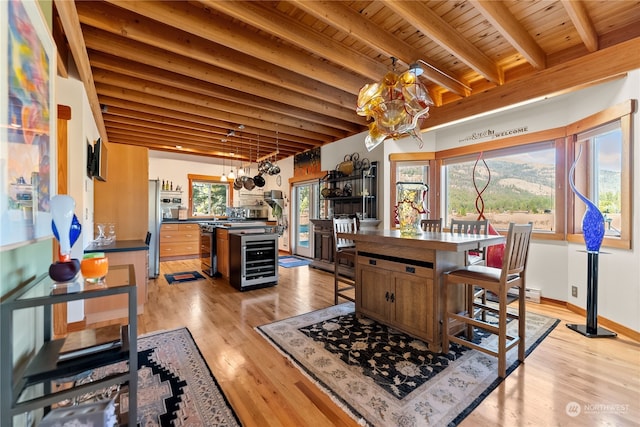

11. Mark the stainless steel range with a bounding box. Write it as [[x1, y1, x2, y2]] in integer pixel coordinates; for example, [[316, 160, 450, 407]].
[[229, 232, 278, 291], [200, 223, 221, 277]]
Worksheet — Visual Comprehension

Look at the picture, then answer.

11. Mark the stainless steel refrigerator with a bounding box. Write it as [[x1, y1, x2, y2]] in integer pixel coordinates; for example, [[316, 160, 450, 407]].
[[148, 179, 161, 278]]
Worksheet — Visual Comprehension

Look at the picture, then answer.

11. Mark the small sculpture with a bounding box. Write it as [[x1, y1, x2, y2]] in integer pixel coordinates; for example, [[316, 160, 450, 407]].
[[49, 195, 82, 282]]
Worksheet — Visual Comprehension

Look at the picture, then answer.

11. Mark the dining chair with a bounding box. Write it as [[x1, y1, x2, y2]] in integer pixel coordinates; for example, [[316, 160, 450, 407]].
[[443, 222, 533, 378], [332, 217, 358, 304], [449, 219, 489, 265], [420, 218, 443, 232]]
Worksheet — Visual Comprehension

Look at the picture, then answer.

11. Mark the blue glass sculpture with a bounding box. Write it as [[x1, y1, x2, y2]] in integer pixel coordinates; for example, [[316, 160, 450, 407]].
[[569, 147, 605, 253], [49, 195, 82, 282]]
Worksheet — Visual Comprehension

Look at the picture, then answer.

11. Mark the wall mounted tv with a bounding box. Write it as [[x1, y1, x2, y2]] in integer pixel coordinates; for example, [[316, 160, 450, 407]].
[[87, 137, 108, 181]]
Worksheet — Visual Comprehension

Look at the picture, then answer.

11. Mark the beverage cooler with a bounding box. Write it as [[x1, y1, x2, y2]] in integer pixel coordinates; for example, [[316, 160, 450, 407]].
[[229, 232, 279, 291]]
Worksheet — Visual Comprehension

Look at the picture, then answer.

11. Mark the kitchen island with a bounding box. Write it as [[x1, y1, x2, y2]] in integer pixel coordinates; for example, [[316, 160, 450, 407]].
[[339, 229, 505, 351]]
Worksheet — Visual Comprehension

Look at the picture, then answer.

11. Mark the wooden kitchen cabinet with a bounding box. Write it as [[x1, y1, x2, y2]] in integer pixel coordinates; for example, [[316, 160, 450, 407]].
[[159, 223, 200, 260], [216, 228, 230, 278], [356, 251, 435, 345]]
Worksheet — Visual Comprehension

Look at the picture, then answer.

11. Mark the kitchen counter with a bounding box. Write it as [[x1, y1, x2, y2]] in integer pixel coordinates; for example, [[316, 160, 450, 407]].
[[85, 239, 148, 253]]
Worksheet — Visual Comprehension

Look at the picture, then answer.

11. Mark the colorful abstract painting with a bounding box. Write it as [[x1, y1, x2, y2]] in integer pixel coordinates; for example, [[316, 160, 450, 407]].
[[1, 0, 56, 249]]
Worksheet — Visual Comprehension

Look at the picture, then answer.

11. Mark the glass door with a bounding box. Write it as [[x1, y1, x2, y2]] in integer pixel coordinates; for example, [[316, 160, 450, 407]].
[[292, 181, 318, 258]]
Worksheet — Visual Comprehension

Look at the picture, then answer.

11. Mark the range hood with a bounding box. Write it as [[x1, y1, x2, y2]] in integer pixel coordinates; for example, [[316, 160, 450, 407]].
[[264, 190, 286, 236]]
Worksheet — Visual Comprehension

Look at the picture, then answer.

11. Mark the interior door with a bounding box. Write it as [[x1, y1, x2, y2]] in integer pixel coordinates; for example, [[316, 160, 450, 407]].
[[292, 181, 318, 258]]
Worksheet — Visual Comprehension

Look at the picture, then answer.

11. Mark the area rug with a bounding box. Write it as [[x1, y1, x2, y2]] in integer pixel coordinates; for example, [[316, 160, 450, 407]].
[[164, 271, 206, 284], [278, 255, 312, 268], [257, 302, 558, 426], [86, 327, 241, 426]]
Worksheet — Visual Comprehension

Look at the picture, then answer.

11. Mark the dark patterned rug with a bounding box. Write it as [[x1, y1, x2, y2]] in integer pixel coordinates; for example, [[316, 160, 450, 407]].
[[164, 271, 206, 284], [87, 328, 241, 426], [258, 303, 559, 427]]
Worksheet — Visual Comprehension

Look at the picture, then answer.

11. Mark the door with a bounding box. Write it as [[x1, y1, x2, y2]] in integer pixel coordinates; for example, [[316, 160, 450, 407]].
[[292, 181, 318, 258]]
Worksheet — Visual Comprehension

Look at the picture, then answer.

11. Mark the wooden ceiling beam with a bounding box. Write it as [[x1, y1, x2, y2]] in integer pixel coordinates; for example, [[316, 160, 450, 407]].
[[81, 28, 361, 130], [94, 80, 350, 139], [75, 1, 356, 109], [104, 0, 366, 95], [54, 0, 107, 139], [469, 0, 547, 70], [103, 117, 317, 152], [561, 0, 598, 52], [91, 64, 361, 132], [291, 0, 470, 97], [102, 104, 322, 149], [203, 0, 387, 81], [423, 37, 639, 131], [383, 0, 502, 84], [94, 89, 335, 142]]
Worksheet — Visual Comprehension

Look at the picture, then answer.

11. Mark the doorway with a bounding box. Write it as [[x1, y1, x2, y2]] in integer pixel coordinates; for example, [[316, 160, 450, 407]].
[[292, 180, 318, 258]]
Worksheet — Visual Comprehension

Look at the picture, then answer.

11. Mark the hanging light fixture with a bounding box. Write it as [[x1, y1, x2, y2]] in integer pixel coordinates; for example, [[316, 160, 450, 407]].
[[356, 57, 433, 152], [220, 155, 227, 182], [228, 153, 236, 180], [237, 126, 245, 177]]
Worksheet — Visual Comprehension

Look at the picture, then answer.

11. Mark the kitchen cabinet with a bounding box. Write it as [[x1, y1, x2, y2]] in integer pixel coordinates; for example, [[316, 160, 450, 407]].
[[216, 228, 230, 278], [159, 223, 200, 260], [0, 265, 138, 426], [357, 251, 435, 344]]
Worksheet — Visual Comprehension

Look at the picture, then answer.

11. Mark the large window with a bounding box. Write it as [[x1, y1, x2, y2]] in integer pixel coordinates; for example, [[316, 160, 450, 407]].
[[188, 174, 232, 217], [442, 142, 558, 232], [389, 100, 633, 249]]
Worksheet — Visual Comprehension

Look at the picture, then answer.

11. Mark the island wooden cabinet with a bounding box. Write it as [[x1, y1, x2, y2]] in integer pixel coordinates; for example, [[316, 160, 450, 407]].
[[159, 223, 200, 260], [357, 251, 435, 344], [216, 228, 230, 278]]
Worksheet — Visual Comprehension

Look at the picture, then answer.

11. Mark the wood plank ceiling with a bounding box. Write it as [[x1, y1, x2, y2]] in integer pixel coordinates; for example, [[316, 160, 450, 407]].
[[53, 1, 640, 163]]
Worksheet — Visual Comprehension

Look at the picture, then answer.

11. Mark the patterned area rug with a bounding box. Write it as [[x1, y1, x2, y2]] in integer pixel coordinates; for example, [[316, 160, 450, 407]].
[[278, 256, 312, 268], [164, 271, 206, 284], [89, 328, 241, 426], [257, 303, 558, 427]]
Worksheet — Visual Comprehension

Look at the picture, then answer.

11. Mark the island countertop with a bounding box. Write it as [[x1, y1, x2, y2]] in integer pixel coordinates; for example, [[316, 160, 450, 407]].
[[339, 229, 505, 252]]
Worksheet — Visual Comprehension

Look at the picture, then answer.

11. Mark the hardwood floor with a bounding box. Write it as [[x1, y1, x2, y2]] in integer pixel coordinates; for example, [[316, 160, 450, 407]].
[[135, 259, 639, 427]]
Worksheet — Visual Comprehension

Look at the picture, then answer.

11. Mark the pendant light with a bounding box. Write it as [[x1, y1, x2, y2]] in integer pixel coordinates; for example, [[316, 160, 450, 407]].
[[220, 156, 227, 182]]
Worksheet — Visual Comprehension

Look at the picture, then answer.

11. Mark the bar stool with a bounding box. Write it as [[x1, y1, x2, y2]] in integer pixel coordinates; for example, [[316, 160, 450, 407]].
[[332, 217, 357, 304], [443, 222, 533, 378]]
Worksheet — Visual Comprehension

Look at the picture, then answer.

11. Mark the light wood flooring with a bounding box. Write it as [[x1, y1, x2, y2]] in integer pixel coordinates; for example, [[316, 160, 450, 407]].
[[134, 259, 639, 427]]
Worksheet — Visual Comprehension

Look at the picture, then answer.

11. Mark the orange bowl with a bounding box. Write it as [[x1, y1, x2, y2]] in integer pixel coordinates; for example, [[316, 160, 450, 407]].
[[81, 256, 109, 281]]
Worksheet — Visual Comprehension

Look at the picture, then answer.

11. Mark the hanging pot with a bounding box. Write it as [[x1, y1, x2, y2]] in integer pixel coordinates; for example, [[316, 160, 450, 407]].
[[233, 179, 243, 190], [254, 174, 266, 187], [243, 177, 255, 191]]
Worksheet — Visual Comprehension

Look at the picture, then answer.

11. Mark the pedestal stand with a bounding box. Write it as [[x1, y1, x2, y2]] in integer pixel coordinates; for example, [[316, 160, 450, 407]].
[[567, 252, 617, 338]]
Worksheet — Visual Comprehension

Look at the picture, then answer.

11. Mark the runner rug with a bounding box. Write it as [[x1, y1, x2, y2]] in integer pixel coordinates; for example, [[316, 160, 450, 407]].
[[257, 302, 558, 427], [164, 271, 206, 284], [83, 328, 241, 426]]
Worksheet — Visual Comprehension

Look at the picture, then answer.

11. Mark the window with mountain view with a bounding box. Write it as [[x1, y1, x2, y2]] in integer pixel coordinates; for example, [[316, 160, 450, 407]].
[[442, 142, 557, 232]]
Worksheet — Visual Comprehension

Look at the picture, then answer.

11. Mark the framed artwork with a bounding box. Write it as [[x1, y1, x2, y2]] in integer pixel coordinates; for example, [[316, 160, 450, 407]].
[[293, 147, 321, 177], [1, 0, 57, 250]]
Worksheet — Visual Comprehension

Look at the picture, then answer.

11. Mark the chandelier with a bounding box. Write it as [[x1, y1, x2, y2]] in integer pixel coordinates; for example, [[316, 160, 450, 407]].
[[357, 59, 434, 151]]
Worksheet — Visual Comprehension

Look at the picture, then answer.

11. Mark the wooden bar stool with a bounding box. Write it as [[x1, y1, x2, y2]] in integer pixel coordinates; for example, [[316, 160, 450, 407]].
[[443, 222, 533, 378], [332, 217, 357, 304]]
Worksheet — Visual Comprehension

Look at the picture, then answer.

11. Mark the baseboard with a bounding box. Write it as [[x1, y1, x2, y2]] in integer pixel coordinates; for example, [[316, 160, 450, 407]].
[[562, 301, 640, 342]]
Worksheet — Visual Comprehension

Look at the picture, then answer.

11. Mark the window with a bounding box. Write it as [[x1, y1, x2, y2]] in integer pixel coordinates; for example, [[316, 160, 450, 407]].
[[188, 174, 232, 217], [441, 141, 559, 233], [389, 153, 436, 228]]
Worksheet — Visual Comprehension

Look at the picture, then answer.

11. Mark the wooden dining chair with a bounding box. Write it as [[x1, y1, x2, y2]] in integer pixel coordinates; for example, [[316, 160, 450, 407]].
[[443, 222, 533, 378], [332, 217, 358, 304], [450, 219, 489, 265], [420, 218, 443, 232]]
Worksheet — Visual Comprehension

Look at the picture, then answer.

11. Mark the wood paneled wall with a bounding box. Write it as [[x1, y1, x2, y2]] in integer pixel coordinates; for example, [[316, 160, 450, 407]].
[[94, 143, 149, 240]]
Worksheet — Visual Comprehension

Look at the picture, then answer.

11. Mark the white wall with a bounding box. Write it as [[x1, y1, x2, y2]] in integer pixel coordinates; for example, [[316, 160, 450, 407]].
[[56, 75, 100, 323]]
